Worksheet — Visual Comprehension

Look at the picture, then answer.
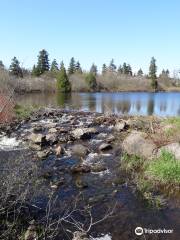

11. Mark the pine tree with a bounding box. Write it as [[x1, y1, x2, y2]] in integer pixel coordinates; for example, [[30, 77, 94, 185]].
[[75, 61, 82, 73], [9, 57, 23, 77], [32, 65, 41, 76], [102, 64, 107, 74], [0, 60, 4, 69], [90, 63, 97, 76], [127, 64, 132, 76], [137, 68, 143, 76], [56, 65, 71, 92], [149, 57, 158, 90], [122, 62, 128, 74], [165, 69, 170, 77], [85, 72, 97, 90], [68, 57, 76, 75], [109, 59, 116, 72], [59, 61, 65, 71], [117, 65, 123, 74], [50, 59, 59, 72], [37, 49, 49, 75]]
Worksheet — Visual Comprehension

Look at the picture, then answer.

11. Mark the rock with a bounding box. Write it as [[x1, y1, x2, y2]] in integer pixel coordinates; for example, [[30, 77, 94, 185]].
[[122, 131, 156, 159], [37, 150, 49, 159], [54, 144, 64, 156], [46, 133, 58, 145], [71, 144, 89, 157], [72, 127, 98, 139], [24, 220, 37, 240], [96, 133, 107, 139], [33, 126, 44, 133], [28, 133, 46, 145], [48, 128, 57, 134], [158, 143, 180, 160], [114, 121, 126, 131], [106, 134, 115, 143], [29, 143, 42, 151], [91, 164, 107, 172], [99, 143, 112, 151], [75, 178, 88, 189], [72, 231, 89, 240], [71, 164, 91, 174], [50, 177, 64, 189]]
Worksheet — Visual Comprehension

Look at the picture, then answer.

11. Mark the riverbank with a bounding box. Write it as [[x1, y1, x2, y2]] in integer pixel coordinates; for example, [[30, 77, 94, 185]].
[[0, 109, 180, 239]]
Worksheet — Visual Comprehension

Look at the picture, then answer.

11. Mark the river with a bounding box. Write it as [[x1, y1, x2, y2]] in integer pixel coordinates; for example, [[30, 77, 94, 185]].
[[16, 92, 180, 116]]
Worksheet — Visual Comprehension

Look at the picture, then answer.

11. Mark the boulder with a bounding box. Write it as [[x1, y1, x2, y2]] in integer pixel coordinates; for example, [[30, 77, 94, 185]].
[[46, 133, 58, 145], [28, 133, 46, 145], [72, 127, 98, 139], [158, 143, 180, 160], [114, 121, 126, 131], [54, 144, 64, 156], [122, 131, 156, 159], [99, 143, 112, 151], [71, 144, 89, 157]]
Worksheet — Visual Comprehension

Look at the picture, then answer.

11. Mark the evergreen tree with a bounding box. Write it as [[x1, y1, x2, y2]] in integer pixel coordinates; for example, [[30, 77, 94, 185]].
[[59, 61, 65, 71], [32, 65, 41, 76], [165, 69, 170, 77], [0, 60, 4, 69], [102, 64, 107, 74], [137, 68, 143, 76], [85, 72, 97, 90], [56, 65, 71, 92], [37, 49, 49, 75], [127, 64, 132, 76], [109, 59, 116, 72], [122, 62, 128, 74], [117, 65, 123, 74], [9, 57, 23, 77], [149, 57, 158, 90], [90, 63, 97, 76], [50, 59, 59, 72], [75, 61, 82, 73], [68, 57, 76, 75]]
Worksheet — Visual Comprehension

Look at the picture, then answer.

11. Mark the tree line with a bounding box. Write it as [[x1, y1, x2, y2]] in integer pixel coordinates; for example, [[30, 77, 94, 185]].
[[0, 49, 171, 92]]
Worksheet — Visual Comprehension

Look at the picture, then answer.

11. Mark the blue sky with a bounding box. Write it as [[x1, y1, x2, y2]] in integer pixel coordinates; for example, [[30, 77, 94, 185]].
[[0, 0, 180, 74]]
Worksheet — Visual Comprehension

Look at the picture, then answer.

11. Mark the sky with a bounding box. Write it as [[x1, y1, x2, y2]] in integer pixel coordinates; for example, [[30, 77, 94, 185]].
[[0, 0, 180, 74]]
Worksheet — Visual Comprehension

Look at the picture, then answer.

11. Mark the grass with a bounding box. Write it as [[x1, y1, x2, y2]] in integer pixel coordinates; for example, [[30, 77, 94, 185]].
[[145, 150, 180, 184], [121, 153, 145, 172], [121, 150, 180, 207], [14, 104, 38, 119]]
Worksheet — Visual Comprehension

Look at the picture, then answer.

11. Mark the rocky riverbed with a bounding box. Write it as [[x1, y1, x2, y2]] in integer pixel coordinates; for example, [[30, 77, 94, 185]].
[[0, 108, 180, 240]]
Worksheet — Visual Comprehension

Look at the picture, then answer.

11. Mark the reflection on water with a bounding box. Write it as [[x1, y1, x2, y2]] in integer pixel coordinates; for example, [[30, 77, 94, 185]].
[[16, 92, 180, 116]]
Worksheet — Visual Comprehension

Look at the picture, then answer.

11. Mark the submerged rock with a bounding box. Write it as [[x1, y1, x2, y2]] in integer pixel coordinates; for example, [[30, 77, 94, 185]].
[[122, 131, 156, 159], [71, 144, 89, 157], [99, 143, 112, 151], [71, 164, 91, 174], [54, 144, 64, 156]]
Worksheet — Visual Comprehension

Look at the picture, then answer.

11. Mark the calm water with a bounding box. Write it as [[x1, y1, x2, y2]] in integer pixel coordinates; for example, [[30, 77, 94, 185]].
[[16, 92, 180, 116]]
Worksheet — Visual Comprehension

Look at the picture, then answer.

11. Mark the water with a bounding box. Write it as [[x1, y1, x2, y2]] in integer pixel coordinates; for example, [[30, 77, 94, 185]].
[[16, 92, 180, 116]]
